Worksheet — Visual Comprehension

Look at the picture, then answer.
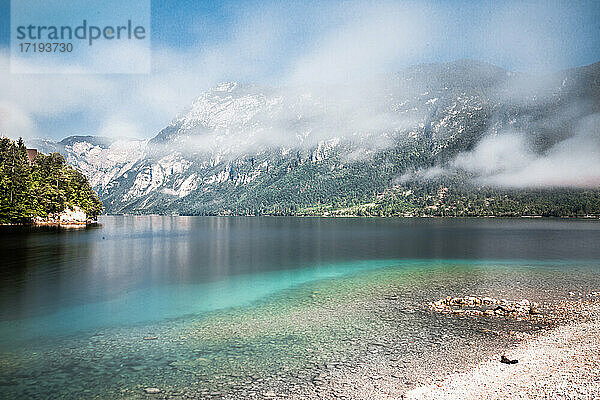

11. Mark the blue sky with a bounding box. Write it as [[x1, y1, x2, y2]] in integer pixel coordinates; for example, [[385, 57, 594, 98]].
[[1, 0, 600, 141], [3, 0, 595, 71]]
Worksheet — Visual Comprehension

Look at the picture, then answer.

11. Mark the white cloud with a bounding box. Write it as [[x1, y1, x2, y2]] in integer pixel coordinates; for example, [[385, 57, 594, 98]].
[[397, 165, 446, 184], [404, 115, 600, 189], [478, 117, 600, 188], [96, 116, 143, 139], [479, 2, 574, 73], [0, 0, 597, 183], [0, 101, 38, 138], [287, 2, 431, 85], [453, 132, 534, 177]]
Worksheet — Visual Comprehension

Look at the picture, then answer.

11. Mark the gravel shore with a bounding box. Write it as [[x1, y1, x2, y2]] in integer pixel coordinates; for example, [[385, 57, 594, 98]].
[[285, 298, 600, 400], [406, 300, 600, 400]]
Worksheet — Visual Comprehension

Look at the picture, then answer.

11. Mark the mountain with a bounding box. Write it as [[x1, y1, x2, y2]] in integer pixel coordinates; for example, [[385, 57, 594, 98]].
[[28, 136, 147, 197], [28, 60, 600, 217]]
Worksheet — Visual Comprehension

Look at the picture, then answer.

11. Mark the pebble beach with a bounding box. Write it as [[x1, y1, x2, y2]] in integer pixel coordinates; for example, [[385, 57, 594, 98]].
[[311, 297, 600, 400], [406, 299, 600, 399], [284, 296, 600, 400]]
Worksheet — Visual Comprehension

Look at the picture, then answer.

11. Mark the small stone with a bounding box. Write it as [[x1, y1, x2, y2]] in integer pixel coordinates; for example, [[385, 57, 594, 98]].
[[500, 355, 518, 364]]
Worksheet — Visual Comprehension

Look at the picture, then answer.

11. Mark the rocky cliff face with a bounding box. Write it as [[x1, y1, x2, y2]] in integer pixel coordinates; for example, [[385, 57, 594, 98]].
[[30, 60, 600, 215], [28, 136, 147, 197], [33, 206, 89, 225]]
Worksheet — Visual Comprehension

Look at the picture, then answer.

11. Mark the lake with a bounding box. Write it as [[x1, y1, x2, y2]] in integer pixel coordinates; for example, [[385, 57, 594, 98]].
[[1, 216, 599, 398]]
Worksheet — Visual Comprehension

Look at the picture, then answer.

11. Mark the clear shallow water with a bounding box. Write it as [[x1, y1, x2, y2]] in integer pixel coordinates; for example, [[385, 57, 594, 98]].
[[1, 217, 600, 398]]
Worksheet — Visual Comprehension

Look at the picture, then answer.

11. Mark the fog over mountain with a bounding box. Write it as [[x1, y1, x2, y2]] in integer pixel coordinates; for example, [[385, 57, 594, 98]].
[[400, 62, 600, 189], [27, 60, 600, 215]]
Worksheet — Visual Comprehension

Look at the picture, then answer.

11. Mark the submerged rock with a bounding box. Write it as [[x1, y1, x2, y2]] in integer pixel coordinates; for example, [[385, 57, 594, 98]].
[[428, 296, 539, 318]]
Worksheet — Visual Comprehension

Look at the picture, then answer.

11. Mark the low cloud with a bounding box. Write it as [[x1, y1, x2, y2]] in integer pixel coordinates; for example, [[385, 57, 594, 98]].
[[397, 165, 446, 184], [158, 79, 426, 160], [0, 101, 38, 138], [1, 0, 598, 192], [96, 116, 144, 140], [480, 116, 600, 188], [402, 114, 600, 189], [452, 132, 534, 178]]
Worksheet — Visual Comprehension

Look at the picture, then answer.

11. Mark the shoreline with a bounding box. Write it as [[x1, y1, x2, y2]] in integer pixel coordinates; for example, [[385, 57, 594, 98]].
[[100, 213, 600, 220], [1, 221, 97, 226], [1, 221, 98, 228], [405, 305, 600, 399], [405, 298, 600, 399], [33, 220, 96, 227], [287, 297, 600, 400]]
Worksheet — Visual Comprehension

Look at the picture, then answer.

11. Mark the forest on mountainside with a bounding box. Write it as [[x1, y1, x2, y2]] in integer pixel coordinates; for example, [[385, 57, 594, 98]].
[[0, 137, 103, 224]]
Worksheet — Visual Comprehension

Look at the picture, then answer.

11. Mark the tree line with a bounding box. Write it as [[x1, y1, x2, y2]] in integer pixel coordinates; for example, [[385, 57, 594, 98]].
[[0, 137, 103, 224]]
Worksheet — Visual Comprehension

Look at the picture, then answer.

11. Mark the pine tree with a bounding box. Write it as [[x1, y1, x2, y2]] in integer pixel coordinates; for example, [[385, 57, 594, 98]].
[[0, 137, 103, 224]]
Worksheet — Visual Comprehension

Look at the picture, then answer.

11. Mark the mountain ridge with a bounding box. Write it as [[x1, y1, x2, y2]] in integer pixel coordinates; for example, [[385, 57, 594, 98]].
[[26, 60, 600, 216]]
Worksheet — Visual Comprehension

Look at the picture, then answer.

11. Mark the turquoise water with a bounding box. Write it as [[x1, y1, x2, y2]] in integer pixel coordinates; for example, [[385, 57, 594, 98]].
[[2, 256, 598, 344], [0, 259, 403, 342], [1, 217, 599, 398]]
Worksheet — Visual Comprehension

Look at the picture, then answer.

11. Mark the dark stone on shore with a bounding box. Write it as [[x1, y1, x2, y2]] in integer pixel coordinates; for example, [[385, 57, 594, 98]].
[[500, 355, 518, 364]]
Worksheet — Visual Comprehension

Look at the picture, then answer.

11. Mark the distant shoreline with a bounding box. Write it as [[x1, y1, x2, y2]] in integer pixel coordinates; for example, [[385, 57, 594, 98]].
[[1, 220, 98, 227], [100, 213, 600, 219]]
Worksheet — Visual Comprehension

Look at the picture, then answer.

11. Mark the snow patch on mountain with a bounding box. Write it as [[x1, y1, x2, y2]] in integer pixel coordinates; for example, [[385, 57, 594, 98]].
[[124, 153, 193, 201], [64, 139, 148, 192]]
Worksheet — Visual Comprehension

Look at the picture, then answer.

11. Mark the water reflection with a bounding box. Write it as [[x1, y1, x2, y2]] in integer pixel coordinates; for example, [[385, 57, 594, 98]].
[[0, 217, 599, 338]]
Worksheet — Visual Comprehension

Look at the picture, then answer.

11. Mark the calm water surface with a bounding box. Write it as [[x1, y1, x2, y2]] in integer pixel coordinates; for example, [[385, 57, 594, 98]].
[[1, 216, 599, 398]]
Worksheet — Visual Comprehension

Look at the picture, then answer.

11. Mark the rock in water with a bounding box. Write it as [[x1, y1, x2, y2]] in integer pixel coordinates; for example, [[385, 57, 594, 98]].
[[500, 355, 518, 364], [429, 296, 538, 318]]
